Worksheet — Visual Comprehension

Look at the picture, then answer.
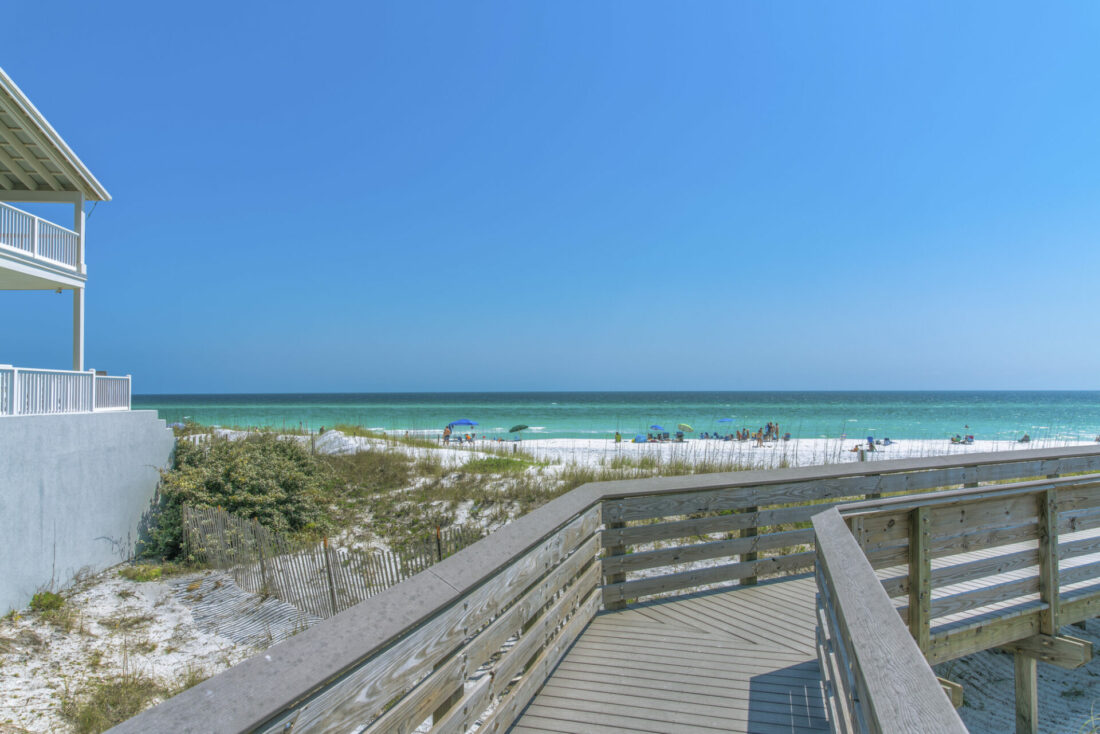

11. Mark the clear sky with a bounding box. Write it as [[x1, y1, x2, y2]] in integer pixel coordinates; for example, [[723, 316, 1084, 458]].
[[4, 2, 1100, 393]]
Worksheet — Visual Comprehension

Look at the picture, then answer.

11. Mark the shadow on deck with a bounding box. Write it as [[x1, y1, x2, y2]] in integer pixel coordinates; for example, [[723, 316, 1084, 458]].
[[511, 575, 828, 734]]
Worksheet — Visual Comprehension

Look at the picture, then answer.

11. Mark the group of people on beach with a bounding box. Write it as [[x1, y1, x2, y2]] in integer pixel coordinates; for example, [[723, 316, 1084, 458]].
[[700, 422, 791, 446], [441, 425, 476, 444]]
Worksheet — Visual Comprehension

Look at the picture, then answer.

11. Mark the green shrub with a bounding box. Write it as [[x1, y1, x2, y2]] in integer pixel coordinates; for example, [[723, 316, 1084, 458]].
[[119, 565, 162, 582], [140, 434, 332, 560], [30, 591, 64, 612]]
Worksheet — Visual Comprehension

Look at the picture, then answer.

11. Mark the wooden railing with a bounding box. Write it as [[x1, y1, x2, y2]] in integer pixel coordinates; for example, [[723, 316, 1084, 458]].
[[815, 473, 1100, 733], [814, 507, 966, 733], [0, 201, 80, 271], [0, 366, 130, 416], [107, 445, 1100, 734], [599, 450, 1100, 607]]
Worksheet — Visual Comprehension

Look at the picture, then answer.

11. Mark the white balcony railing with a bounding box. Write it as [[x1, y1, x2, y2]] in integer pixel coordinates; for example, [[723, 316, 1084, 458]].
[[0, 202, 80, 271], [0, 366, 130, 416]]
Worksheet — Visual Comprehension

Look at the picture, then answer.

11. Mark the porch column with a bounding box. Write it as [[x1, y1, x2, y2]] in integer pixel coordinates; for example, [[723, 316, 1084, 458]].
[[73, 287, 84, 371], [73, 194, 85, 273], [72, 196, 85, 370]]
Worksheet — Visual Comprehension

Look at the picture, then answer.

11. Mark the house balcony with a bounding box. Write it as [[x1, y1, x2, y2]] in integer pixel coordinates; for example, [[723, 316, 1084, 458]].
[[0, 366, 130, 416], [0, 201, 84, 289]]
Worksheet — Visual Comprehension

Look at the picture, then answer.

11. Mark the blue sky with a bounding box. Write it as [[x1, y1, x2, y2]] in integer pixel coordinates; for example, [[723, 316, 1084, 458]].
[[4, 2, 1100, 392]]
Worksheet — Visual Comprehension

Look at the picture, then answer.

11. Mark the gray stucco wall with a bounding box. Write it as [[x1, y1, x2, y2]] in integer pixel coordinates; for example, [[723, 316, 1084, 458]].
[[0, 410, 175, 612]]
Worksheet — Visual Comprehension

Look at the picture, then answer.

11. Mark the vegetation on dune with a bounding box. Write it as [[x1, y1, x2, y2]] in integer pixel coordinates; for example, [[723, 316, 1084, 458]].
[[60, 666, 209, 734], [29, 591, 64, 613], [140, 435, 332, 560], [142, 422, 786, 564]]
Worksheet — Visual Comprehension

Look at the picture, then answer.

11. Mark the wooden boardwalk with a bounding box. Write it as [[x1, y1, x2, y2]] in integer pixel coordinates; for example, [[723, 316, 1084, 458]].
[[511, 575, 828, 734]]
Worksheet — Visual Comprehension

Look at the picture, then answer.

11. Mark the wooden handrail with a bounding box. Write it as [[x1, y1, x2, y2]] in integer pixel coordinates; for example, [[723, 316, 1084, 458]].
[[814, 507, 966, 733], [822, 472, 1100, 732], [107, 444, 1100, 734]]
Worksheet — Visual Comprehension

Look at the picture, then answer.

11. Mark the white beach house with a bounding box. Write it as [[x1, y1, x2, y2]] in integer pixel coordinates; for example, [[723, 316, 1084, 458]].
[[0, 66, 174, 612], [0, 65, 129, 415]]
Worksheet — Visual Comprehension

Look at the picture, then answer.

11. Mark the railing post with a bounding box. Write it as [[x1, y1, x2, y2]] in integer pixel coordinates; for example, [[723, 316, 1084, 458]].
[[741, 506, 759, 586], [89, 369, 97, 412], [908, 506, 931, 652], [11, 367, 19, 416], [1037, 489, 1059, 635], [31, 216, 38, 257], [604, 507, 628, 610]]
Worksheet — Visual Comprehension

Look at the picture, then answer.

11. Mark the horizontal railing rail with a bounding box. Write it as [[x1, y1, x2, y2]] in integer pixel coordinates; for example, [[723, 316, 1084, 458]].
[[0, 201, 80, 271], [107, 444, 1100, 734], [0, 366, 130, 416]]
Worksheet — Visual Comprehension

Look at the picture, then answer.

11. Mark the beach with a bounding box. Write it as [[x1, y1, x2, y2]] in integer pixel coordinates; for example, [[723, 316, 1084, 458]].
[[495, 435, 1097, 469], [276, 427, 1100, 471]]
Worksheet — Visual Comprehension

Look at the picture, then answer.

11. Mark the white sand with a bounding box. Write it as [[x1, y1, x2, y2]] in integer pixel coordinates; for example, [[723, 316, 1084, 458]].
[[482, 435, 1099, 470], [0, 569, 249, 734]]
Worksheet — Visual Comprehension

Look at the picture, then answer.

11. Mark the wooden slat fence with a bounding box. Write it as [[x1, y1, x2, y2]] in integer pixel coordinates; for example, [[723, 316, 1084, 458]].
[[182, 505, 484, 618]]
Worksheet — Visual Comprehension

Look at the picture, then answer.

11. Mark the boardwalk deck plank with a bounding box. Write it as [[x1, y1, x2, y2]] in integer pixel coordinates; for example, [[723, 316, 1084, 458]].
[[509, 575, 829, 733]]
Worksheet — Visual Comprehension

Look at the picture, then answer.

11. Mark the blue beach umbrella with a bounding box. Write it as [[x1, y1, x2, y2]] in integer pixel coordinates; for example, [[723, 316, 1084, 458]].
[[633, 434, 647, 443], [650, 424, 666, 432], [447, 419, 477, 428]]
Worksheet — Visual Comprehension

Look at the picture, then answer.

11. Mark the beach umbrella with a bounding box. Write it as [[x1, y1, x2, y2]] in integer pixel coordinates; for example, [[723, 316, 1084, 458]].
[[509, 424, 529, 433], [678, 424, 694, 432], [650, 424, 666, 432], [447, 419, 477, 428], [632, 434, 647, 443]]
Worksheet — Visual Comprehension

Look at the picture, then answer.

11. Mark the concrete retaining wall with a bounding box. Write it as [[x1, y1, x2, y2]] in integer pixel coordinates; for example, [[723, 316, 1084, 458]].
[[0, 410, 175, 611]]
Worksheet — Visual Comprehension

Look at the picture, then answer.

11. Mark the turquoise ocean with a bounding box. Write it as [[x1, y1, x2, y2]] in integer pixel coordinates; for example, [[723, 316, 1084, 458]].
[[133, 392, 1100, 443]]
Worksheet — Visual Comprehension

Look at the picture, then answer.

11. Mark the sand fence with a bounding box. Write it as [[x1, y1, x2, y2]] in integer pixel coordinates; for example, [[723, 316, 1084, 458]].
[[181, 505, 482, 618]]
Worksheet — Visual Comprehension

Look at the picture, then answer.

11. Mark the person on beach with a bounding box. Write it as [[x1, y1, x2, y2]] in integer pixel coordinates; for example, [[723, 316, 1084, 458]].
[[615, 431, 622, 443], [443, 426, 452, 443]]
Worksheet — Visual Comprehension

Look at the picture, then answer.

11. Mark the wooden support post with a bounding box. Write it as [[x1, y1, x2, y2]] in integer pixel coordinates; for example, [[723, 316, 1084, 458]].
[[908, 506, 931, 651], [1014, 651, 1038, 734], [938, 677, 964, 708], [1037, 489, 1059, 635], [604, 517, 627, 610], [741, 506, 758, 586]]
